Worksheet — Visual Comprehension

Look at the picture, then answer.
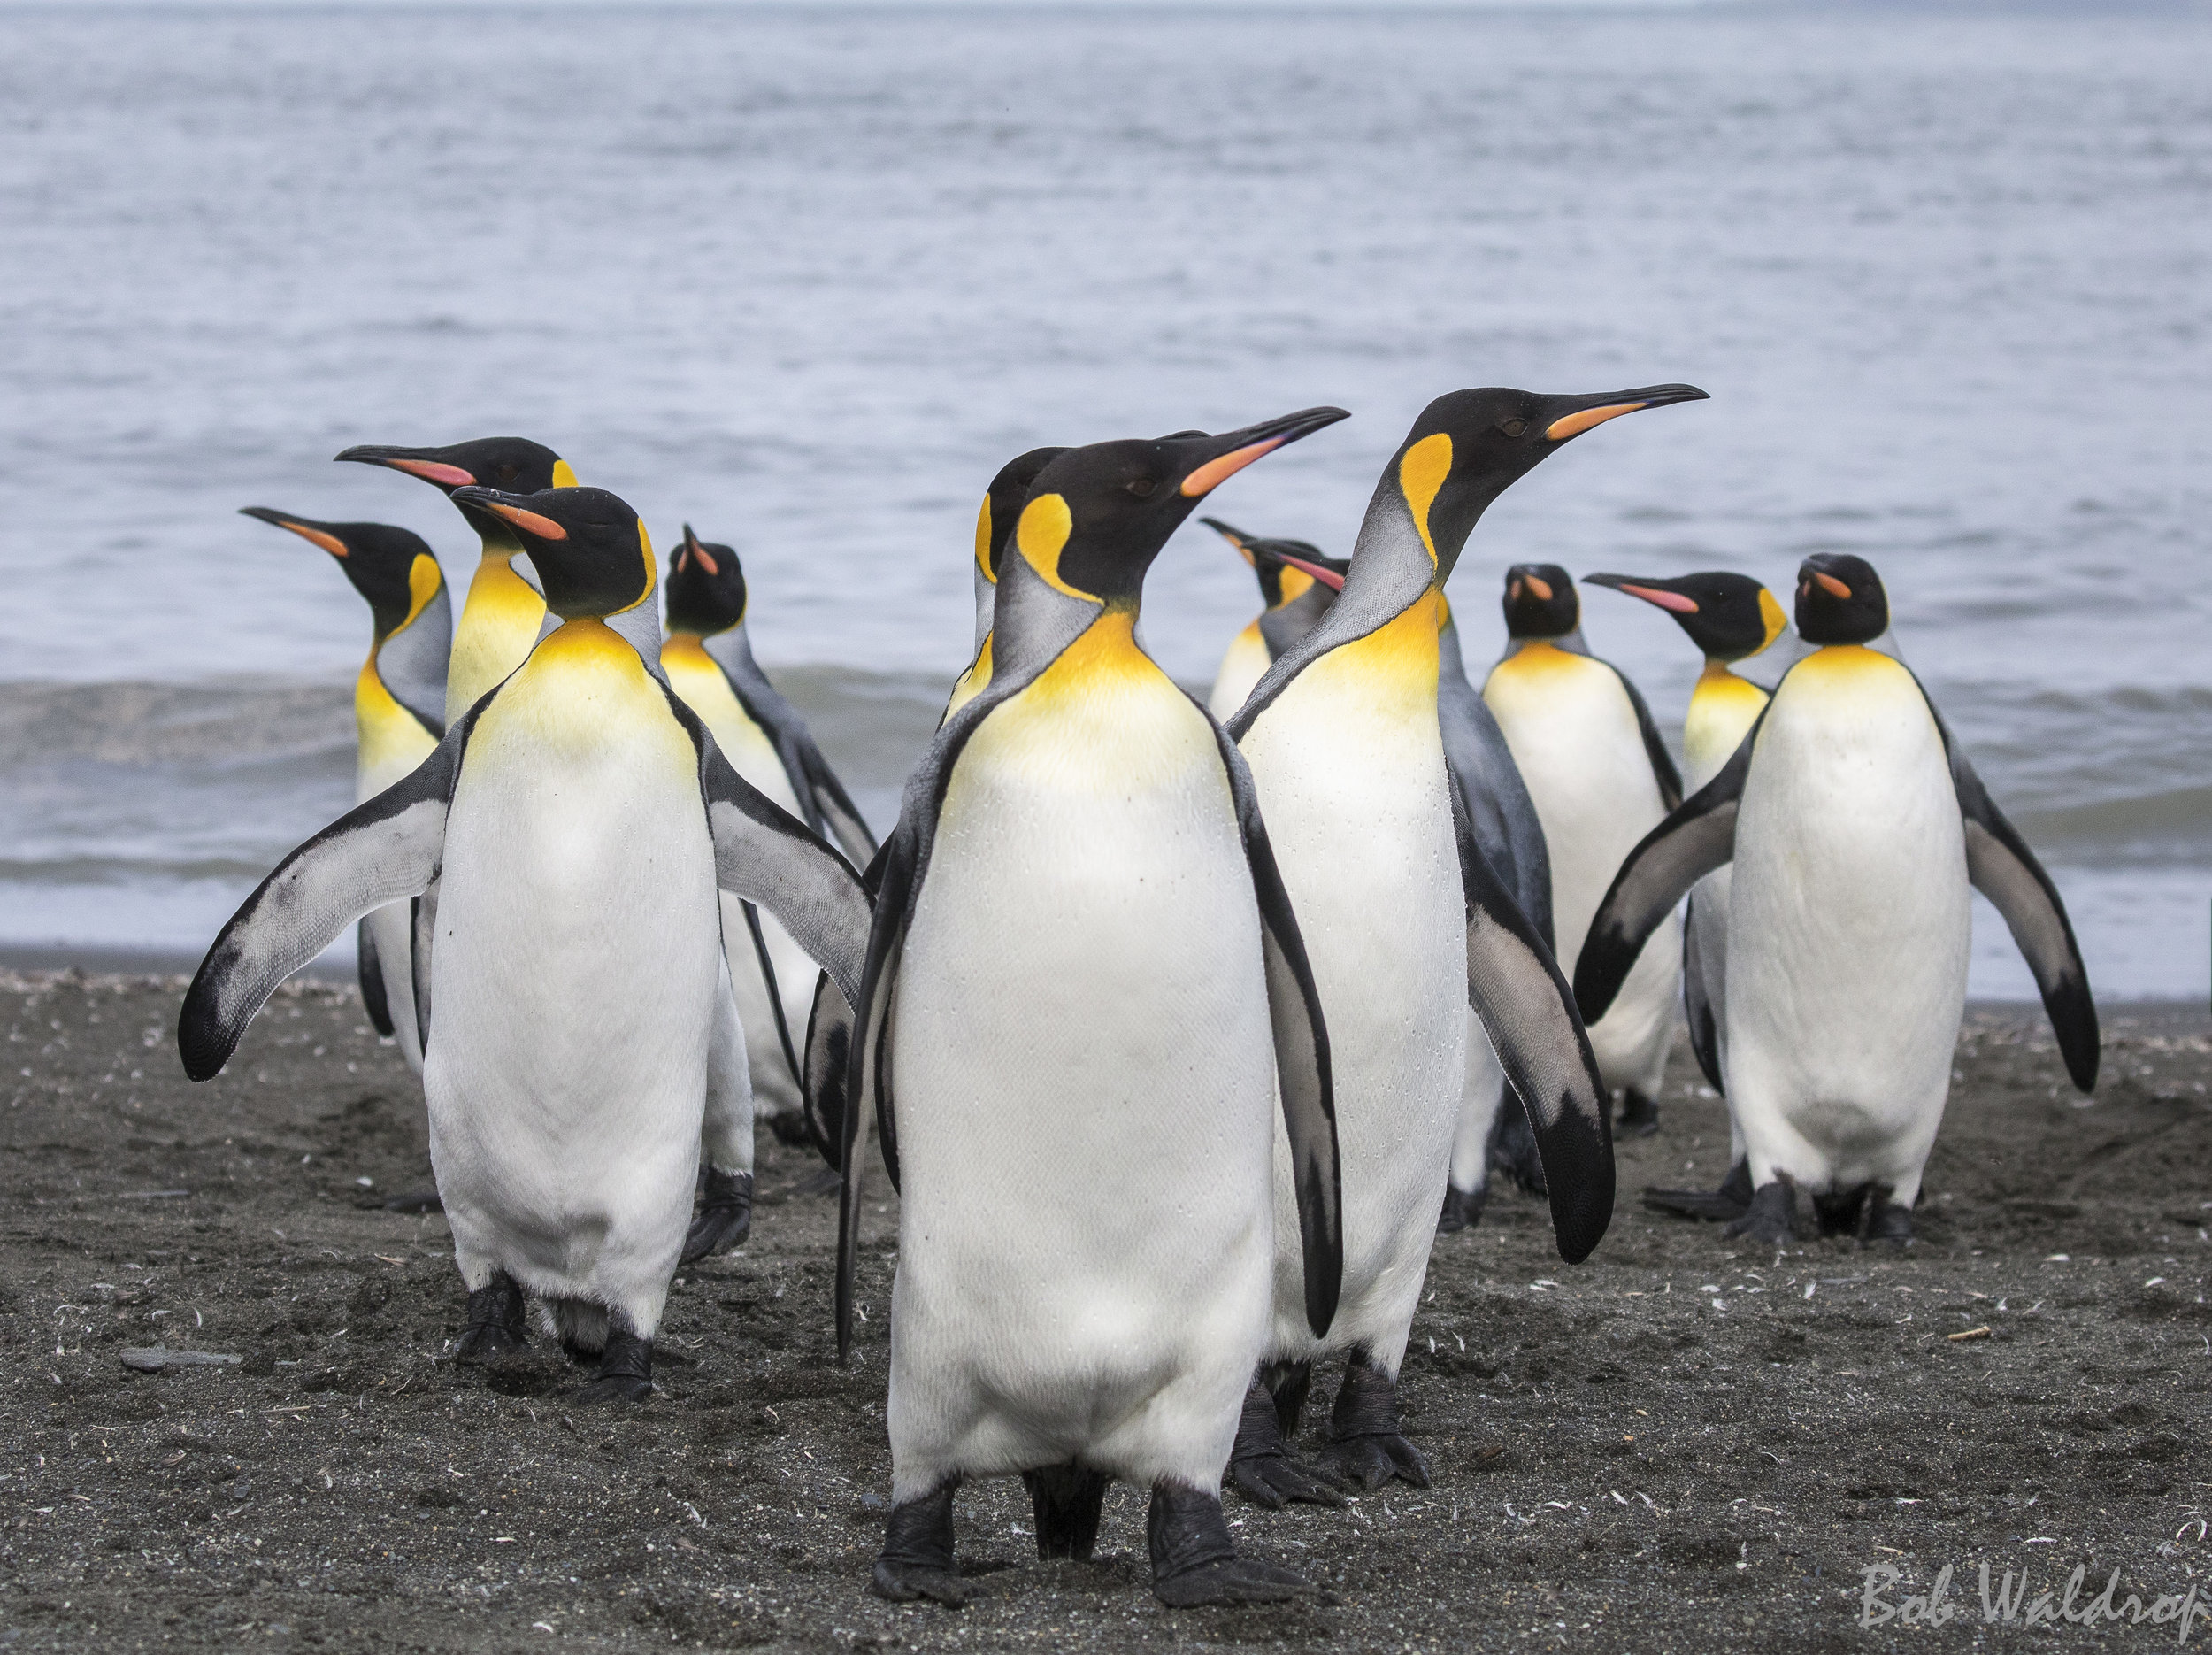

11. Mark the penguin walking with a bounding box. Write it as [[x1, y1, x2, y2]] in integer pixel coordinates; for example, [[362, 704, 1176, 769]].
[[1482, 565, 1683, 1138], [1200, 519, 1348, 721], [945, 446, 1067, 722], [1574, 554, 2097, 1244], [1227, 386, 1699, 1505], [840, 410, 1349, 1608], [659, 524, 877, 1260], [1584, 571, 1787, 1220], [180, 485, 870, 1401], [237, 509, 449, 1074]]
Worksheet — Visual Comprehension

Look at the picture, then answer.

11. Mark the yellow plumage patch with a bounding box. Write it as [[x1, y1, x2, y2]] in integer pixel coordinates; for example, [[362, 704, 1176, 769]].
[[1016, 493, 1087, 600], [1399, 434, 1453, 566], [1296, 586, 1441, 719]]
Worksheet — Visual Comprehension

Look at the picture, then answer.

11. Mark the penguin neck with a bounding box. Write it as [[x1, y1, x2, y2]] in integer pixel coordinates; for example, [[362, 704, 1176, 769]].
[[985, 556, 1117, 700], [1684, 655, 1770, 786], [972, 566, 997, 658]]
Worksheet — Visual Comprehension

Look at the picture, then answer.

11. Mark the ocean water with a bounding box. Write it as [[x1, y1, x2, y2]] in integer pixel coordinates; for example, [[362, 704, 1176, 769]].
[[0, 3, 2208, 998]]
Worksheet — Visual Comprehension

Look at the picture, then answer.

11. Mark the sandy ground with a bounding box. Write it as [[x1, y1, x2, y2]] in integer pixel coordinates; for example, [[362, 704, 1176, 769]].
[[1, 971, 2208, 1654]]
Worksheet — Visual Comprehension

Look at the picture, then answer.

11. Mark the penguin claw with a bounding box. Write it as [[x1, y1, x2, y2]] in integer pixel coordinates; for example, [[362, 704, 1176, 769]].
[[1317, 1432, 1431, 1491], [869, 1562, 972, 1607], [680, 1168, 754, 1264], [1152, 1558, 1311, 1607], [1227, 1451, 1348, 1510]]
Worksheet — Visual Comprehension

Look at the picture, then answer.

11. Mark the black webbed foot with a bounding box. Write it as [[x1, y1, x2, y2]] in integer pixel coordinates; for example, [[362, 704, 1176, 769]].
[[1865, 1187, 1914, 1247], [1149, 1481, 1309, 1606], [1724, 1180, 1801, 1244], [381, 1187, 443, 1214], [872, 1482, 970, 1605], [1315, 1351, 1430, 1490], [455, 1272, 526, 1363], [1226, 1382, 1347, 1510], [575, 1329, 653, 1405], [680, 1167, 754, 1265], [1617, 1088, 1662, 1138], [1642, 1158, 1754, 1222]]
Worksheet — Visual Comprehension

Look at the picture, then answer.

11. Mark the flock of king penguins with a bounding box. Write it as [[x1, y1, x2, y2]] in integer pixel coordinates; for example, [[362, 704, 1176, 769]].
[[173, 382, 2101, 1609]]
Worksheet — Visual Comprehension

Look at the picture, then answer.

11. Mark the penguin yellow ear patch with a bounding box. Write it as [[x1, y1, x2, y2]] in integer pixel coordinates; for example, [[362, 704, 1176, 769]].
[[1398, 434, 1453, 564], [1016, 493, 1088, 599], [550, 459, 580, 489], [973, 496, 995, 583], [1758, 587, 1788, 650]]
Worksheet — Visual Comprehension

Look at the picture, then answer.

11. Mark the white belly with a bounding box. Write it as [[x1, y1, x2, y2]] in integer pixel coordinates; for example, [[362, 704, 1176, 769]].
[[1724, 649, 1968, 1202], [425, 633, 723, 1335], [886, 634, 1275, 1493], [1486, 644, 1678, 1097]]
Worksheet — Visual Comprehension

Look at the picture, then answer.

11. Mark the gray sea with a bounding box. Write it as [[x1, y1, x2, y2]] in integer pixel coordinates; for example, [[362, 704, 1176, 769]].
[[1, 2, 2208, 998]]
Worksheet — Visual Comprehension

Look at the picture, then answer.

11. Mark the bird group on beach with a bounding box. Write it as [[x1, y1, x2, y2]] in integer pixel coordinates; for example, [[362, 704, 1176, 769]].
[[181, 384, 2100, 1607]]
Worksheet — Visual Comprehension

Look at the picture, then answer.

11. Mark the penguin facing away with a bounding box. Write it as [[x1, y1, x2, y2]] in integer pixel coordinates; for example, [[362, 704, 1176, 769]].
[[236, 508, 449, 1074], [1199, 518, 1348, 721], [660, 522, 878, 1261], [180, 484, 871, 1403], [944, 445, 1067, 723], [1574, 552, 2097, 1245], [1483, 564, 1684, 1139], [334, 437, 577, 726], [1226, 384, 1701, 1505], [843, 409, 1350, 1609], [1584, 569, 1787, 1221]]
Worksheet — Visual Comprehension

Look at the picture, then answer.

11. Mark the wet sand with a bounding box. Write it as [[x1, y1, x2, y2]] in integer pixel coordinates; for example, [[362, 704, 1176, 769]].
[[2, 972, 2208, 1652]]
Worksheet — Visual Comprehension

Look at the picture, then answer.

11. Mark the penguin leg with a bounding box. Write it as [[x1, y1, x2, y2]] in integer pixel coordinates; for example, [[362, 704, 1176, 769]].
[[1617, 1087, 1662, 1138], [1020, 1465, 1110, 1560], [551, 1299, 610, 1367], [682, 1168, 755, 1266], [1226, 1379, 1347, 1510], [1264, 1359, 1312, 1440], [1443, 1025, 1502, 1233], [455, 1271, 526, 1363], [1811, 1183, 1870, 1237], [1438, 1183, 1486, 1235], [1722, 1180, 1801, 1245], [1314, 1350, 1430, 1491], [1486, 1087, 1548, 1196], [1863, 1184, 1914, 1248], [686, 967, 757, 1266], [1640, 1158, 1754, 1223], [871, 1480, 971, 1606], [1148, 1481, 1310, 1607], [576, 1323, 654, 1406]]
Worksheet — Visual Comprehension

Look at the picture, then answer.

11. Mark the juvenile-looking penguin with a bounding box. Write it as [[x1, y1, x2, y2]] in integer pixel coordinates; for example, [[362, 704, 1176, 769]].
[[1584, 571, 1787, 1220], [237, 509, 449, 1074], [841, 410, 1349, 1609], [944, 446, 1068, 722], [1575, 553, 2097, 1244], [660, 524, 877, 1259], [334, 437, 576, 724], [1200, 519, 1348, 721], [1227, 386, 1700, 1505], [180, 485, 871, 1401], [1482, 565, 1683, 1138]]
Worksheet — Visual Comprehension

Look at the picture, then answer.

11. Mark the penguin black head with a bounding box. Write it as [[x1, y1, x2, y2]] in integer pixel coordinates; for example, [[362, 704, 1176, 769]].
[[664, 524, 748, 637], [1501, 564, 1579, 640], [1794, 553, 1888, 646], [335, 437, 575, 549], [1014, 408, 1348, 606], [975, 447, 1069, 589], [448, 485, 652, 620], [1584, 571, 1786, 663], [1202, 518, 1350, 609], [1375, 385, 1708, 579], [238, 508, 442, 640]]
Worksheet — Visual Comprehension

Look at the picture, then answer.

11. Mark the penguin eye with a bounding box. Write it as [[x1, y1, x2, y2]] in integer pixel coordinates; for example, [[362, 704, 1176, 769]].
[[1500, 419, 1528, 438], [495, 463, 520, 484], [1124, 477, 1156, 499]]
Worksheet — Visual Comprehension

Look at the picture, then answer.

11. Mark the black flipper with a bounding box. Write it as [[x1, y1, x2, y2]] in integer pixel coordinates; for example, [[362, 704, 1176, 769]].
[[1925, 701, 2099, 1091], [740, 900, 804, 1094], [707, 633, 879, 866], [802, 842, 891, 1178], [1572, 721, 1760, 1027], [1680, 895, 1724, 1094], [357, 919, 395, 1037], [1612, 663, 1684, 811], [180, 727, 469, 1082], [1200, 714, 1342, 1340], [1438, 674, 1555, 951], [410, 882, 437, 1051], [794, 737, 879, 868], [837, 817, 918, 1359], [1448, 781, 1614, 1264]]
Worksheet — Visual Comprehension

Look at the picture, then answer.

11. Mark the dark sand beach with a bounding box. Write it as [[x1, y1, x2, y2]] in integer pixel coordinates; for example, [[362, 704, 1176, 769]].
[[3, 972, 2208, 1652]]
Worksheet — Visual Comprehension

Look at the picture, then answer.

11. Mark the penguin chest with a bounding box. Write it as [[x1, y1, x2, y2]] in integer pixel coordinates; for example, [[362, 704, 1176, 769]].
[[660, 640, 803, 815], [353, 661, 438, 802], [1682, 666, 1769, 795], [1207, 621, 1271, 721], [446, 556, 548, 722]]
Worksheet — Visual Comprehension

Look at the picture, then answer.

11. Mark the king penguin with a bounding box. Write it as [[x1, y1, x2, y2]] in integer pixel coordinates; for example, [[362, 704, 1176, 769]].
[[841, 409, 1349, 1608], [1226, 385, 1701, 1505], [236, 509, 449, 1074], [1584, 570, 1788, 1220], [180, 484, 871, 1401], [1482, 565, 1684, 1138], [944, 446, 1068, 722], [659, 523, 877, 1260], [1200, 519, 1348, 721], [1575, 553, 2097, 1244], [334, 437, 577, 724]]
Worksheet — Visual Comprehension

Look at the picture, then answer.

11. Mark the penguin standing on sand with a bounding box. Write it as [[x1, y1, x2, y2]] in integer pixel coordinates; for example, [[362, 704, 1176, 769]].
[[1227, 386, 1700, 1505], [180, 484, 870, 1401], [1482, 565, 1683, 1138], [659, 524, 877, 1260], [945, 446, 1067, 721], [1584, 570, 1787, 1219], [1200, 519, 1348, 720], [1575, 554, 2097, 1244], [841, 410, 1349, 1608], [236, 509, 449, 1074]]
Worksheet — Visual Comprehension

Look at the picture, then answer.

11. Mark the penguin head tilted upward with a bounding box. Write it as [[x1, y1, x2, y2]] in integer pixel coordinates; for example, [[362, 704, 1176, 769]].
[[1501, 564, 1580, 641], [449, 485, 653, 620], [1794, 553, 1888, 646], [1202, 518, 1350, 609], [1585, 570, 1787, 663], [664, 524, 748, 638], [237, 509, 442, 643], [1009, 408, 1348, 612], [335, 437, 576, 551]]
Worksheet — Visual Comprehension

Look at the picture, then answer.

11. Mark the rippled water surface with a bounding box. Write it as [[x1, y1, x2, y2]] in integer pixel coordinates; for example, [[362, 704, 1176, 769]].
[[1, 3, 2208, 996]]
